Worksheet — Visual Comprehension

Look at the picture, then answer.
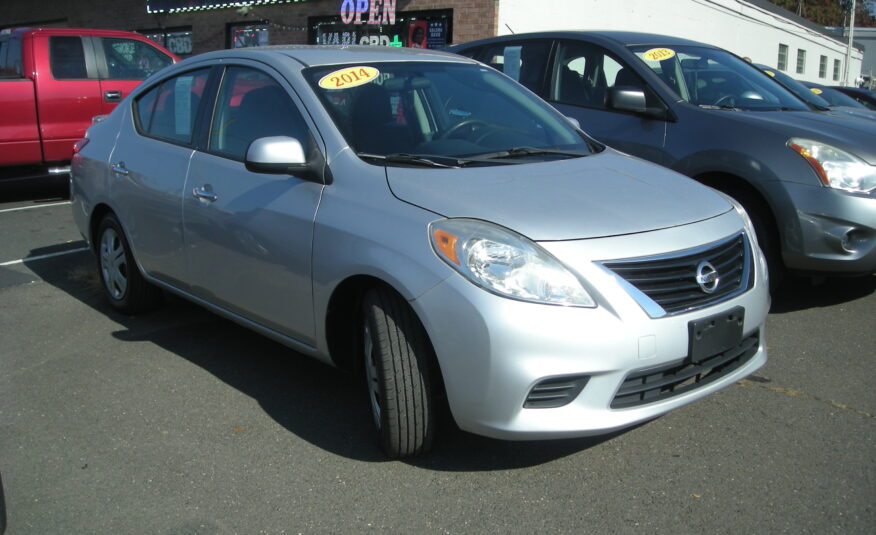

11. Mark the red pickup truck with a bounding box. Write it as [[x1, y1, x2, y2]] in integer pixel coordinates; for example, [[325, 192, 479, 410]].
[[0, 27, 178, 179]]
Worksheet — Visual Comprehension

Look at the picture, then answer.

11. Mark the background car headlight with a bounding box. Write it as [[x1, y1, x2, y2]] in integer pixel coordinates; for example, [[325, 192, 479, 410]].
[[788, 138, 876, 194], [429, 219, 596, 307]]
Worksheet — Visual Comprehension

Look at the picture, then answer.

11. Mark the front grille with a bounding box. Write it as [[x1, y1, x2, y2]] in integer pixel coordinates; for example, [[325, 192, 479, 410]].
[[524, 375, 590, 408], [602, 233, 752, 317], [611, 334, 759, 409]]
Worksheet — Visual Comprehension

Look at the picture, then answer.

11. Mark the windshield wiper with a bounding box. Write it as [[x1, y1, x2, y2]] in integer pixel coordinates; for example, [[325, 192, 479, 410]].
[[357, 152, 459, 168], [471, 146, 591, 160]]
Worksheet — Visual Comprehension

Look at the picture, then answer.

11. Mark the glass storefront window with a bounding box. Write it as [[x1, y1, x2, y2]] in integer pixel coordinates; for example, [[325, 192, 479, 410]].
[[228, 22, 270, 49], [140, 27, 193, 58], [309, 9, 451, 49]]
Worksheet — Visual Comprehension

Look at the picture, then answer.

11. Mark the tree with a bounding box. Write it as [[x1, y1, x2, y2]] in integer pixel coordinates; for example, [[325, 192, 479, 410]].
[[766, 0, 876, 27]]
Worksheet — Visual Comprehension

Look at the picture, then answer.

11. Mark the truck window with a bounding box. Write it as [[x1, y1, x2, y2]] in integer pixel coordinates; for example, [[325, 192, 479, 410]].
[[101, 38, 172, 80], [49, 36, 88, 80]]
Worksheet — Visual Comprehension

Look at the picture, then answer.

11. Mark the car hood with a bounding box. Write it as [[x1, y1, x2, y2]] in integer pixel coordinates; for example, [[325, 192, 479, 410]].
[[726, 109, 876, 164], [385, 149, 732, 241]]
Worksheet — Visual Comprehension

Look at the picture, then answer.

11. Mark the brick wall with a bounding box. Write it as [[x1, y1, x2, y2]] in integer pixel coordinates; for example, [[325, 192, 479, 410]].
[[0, 0, 499, 55]]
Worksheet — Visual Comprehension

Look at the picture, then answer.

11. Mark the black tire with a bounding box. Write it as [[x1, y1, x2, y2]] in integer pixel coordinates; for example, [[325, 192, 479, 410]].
[[361, 286, 435, 458], [95, 214, 163, 314], [730, 192, 785, 292]]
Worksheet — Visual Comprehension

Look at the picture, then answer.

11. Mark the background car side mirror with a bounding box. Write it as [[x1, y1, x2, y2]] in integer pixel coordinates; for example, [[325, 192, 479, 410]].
[[608, 87, 670, 120], [245, 136, 326, 183]]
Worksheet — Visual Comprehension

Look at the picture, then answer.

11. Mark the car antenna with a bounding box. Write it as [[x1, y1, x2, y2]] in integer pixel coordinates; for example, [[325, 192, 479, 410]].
[[505, 24, 515, 34]]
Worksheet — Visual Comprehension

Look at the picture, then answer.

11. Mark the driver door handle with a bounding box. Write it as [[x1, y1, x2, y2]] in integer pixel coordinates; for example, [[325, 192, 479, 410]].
[[193, 187, 218, 203]]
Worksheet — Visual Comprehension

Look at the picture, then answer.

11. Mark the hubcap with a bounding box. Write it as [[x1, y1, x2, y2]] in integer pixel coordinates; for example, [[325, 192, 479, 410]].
[[100, 228, 128, 300], [363, 322, 382, 428]]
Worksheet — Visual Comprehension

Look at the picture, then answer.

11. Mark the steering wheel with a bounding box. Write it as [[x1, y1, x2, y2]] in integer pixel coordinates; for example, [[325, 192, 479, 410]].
[[438, 119, 490, 141], [713, 94, 736, 108]]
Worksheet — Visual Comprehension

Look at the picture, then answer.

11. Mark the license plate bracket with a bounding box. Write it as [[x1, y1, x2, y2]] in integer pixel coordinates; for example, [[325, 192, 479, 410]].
[[688, 306, 744, 364]]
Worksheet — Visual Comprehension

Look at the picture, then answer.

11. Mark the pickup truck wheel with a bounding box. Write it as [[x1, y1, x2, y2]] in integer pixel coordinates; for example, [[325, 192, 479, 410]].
[[361, 286, 434, 458], [96, 214, 162, 314]]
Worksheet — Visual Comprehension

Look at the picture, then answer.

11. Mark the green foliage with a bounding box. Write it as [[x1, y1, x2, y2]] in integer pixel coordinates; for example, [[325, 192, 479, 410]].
[[766, 0, 875, 27]]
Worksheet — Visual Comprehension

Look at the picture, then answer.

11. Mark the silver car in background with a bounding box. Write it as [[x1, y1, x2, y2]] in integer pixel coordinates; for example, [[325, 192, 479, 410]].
[[71, 46, 768, 458]]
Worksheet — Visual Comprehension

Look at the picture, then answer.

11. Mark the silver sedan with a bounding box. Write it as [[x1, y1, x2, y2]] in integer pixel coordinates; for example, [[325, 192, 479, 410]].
[[71, 46, 769, 458]]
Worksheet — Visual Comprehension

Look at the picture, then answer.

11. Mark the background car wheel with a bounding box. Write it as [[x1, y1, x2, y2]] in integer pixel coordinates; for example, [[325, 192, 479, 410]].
[[361, 286, 434, 458], [96, 214, 163, 314]]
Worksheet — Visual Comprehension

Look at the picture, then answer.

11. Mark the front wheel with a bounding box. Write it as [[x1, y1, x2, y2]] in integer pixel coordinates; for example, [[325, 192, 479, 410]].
[[361, 286, 435, 458], [96, 214, 163, 314]]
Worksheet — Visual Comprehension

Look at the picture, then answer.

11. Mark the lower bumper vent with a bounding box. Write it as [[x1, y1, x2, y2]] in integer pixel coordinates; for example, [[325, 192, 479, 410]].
[[524, 375, 590, 408], [611, 334, 759, 409]]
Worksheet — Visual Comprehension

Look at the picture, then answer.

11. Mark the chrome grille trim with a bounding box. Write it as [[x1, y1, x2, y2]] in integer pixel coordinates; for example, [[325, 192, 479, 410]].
[[598, 232, 753, 318]]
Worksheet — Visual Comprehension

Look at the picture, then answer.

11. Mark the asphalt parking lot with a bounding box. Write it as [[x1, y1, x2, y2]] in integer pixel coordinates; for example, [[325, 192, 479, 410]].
[[1, 179, 874, 534]]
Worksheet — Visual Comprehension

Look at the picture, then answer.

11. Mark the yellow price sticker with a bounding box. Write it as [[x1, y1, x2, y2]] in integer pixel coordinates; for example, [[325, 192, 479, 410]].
[[810, 88, 823, 95], [318, 66, 380, 90], [764, 70, 776, 77], [642, 48, 676, 62]]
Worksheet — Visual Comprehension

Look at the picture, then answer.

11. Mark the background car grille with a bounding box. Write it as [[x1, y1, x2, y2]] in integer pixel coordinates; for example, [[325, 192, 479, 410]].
[[602, 233, 751, 316], [611, 334, 759, 409]]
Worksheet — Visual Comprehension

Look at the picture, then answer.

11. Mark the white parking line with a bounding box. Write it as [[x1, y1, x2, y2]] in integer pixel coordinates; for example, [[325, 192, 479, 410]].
[[0, 201, 71, 214], [0, 247, 90, 267]]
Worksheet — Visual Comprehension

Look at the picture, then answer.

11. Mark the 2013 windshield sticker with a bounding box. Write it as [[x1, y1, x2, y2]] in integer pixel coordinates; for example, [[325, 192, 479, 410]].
[[642, 48, 676, 61], [764, 70, 776, 77], [318, 66, 380, 89]]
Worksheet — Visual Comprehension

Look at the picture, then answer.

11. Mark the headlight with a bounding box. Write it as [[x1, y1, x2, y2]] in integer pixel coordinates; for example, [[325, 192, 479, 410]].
[[429, 219, 596, 307], [788, 138, 876, 193]]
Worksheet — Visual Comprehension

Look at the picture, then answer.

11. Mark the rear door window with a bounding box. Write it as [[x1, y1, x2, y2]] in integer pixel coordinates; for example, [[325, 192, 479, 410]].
[[473, 41, 552, 95], [49, 36, 88, 80], [134, 68, 210, 144]]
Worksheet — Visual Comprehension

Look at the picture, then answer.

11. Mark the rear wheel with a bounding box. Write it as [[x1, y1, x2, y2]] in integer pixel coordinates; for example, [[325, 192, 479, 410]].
[[96, 214, 163, 314], [361, 286, 434, 458]]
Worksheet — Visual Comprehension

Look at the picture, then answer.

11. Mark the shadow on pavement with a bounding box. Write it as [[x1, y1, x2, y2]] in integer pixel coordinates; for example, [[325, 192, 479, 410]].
[[23, 244, 615, 470], [770, 274, 876, 314], [0, 175, 69, 203]]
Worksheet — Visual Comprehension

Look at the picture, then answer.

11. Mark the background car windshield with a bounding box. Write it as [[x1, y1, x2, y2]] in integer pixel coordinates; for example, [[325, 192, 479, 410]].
[[754, 64, 831, 108], [630, 46, 808, 111], [305, 62, 591, 159]]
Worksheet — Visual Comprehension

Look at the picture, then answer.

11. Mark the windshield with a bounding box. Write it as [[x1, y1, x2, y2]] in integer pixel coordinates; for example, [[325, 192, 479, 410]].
[[630, 45, 808, 111], [305, 61, 596, 163], [806, 85, 868, 108], [753, 64, 830, 109]]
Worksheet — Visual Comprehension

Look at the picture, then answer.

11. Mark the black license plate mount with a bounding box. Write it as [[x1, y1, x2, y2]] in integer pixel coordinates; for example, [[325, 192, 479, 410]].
[[688, 306, 744, 364]]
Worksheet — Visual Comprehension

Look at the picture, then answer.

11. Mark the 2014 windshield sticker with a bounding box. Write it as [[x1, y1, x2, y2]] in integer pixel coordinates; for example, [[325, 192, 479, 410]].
[[318, 66, 380, 89], [810, 87, 823, 94], [764, 70, 776, 77], [642, 48, 676, 61]]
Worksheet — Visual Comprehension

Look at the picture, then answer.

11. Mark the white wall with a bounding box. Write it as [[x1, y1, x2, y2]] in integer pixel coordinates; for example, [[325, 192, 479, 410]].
[[496, 0, 863, 84]]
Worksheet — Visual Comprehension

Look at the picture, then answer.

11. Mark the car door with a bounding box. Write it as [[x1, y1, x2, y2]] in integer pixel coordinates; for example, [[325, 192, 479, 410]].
[[108, 67, 212, 288], [33, 34, 103, 162], [183, 64, 323, 345], [94, 36, 174, 115], [547, 39, 668, 164]]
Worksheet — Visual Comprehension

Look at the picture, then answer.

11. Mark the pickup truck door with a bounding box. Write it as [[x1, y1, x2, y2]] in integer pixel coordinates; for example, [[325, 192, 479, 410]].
[[31, 34, 103, 163], [93, 36, 174, 116]]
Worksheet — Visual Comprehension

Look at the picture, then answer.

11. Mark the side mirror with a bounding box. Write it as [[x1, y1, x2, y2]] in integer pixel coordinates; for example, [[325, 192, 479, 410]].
[[609, 86, 647, 113], [608, 87, 669, 120], [245, 136, 324, 182]]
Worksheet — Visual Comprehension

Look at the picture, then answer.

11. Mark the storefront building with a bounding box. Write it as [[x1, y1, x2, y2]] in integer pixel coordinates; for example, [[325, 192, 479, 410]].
[[1, 0, 861, 82], [1, 0, 500, 57]]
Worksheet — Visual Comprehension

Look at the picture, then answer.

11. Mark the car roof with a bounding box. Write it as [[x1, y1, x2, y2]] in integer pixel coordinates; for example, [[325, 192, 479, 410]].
[[190, 45, 474, 68], [450, 30, 718, 50]]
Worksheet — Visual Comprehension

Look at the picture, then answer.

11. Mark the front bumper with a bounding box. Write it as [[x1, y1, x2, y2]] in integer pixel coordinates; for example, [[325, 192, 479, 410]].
[[412, 215, 769, 440], [776, 182, 876, 274]]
